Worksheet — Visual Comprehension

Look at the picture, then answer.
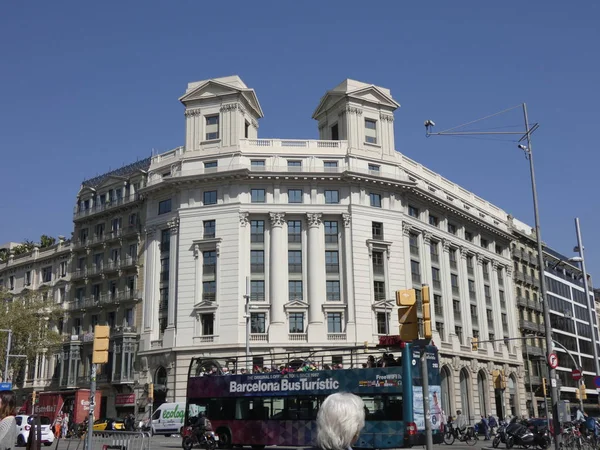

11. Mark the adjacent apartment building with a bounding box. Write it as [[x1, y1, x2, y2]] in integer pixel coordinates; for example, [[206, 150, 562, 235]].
[[134, 75, 526, 420], [510, 218, 599, 415]]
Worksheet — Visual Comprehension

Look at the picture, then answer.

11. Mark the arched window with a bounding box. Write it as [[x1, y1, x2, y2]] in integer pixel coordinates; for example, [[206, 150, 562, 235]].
[[440, 365, 452, 416], [508, 374, 518, 417], [459, 368, 472, 420], [477, 371, 488, 417]]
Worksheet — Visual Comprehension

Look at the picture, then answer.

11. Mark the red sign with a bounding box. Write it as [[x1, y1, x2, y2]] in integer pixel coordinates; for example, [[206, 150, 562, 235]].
[[115, 393, 136, 406], [548, 353, 559, 369], [572, 369, 582, 381]]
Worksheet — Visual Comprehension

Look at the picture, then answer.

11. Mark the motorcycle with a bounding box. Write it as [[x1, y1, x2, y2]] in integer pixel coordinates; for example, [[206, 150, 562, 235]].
[[505, 419, 535, 449], [492, 421, 507, 448], [182, 427, 219, 450]]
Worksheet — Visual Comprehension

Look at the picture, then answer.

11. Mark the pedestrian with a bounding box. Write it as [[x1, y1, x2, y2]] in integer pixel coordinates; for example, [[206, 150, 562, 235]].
[[0, 390, 17, 450], [480, 415, 490, 440], [62, 413, 69, 439], [316, 393, 365, 450], [488, 414, 498, 435]]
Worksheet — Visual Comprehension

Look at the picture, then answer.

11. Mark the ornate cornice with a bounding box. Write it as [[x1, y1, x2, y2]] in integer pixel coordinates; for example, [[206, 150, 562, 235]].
[[184, 108, 202, 118], [239, 212, 249, 227], [345, 106, 363, 115], [379, 113, 394, 122], [307, 213, 322, 228], [342, 213, 351, 228], [269, 212, 286, 228], [220, 103, 239, 112]]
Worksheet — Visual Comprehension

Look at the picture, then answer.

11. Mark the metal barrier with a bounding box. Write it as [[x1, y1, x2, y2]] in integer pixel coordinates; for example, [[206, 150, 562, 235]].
[[53, 431, 151, 450]]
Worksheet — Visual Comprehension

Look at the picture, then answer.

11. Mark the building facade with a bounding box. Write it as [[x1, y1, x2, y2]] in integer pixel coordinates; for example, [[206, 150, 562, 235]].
[[65, 159, 150, 417], [510, 218, 599, 415], [0, 238, 72, 388], [137, 75, 526, 421]]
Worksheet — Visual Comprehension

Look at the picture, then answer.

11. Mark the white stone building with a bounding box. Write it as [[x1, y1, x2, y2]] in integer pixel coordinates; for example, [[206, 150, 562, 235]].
[[137, 75, 526, 420]]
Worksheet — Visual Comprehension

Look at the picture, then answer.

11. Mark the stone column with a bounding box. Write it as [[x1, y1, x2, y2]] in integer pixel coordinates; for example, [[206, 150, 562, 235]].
[[142, 227, 158, 349], [475, 254, 490, 351], [459, 247, 473, 341], [503, 266, 518, 353], [401, 223, 413, 288], [490, 261, 503, 353], [307, 213, 325, 325], [422, 233, 435, 330], [440, 239, 456, 337], [269, 213, 287, 326], [163, 219, 179, 348], [342, 213, 356, 340]]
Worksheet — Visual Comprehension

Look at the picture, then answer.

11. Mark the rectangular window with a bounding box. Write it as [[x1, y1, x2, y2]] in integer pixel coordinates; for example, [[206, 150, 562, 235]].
[[326, 281, 341, 301], [374, 280, 386, 302], [287, 220, 301, 243], [159, 288, 168, 312], [365, 119, 377, 144], [432, 267, 441, 290], [325, 190, 339, 204], [287, 160, 302, 168], [375, 312, 390, 335], [128, 213, 137, 226], [465, 231, 473, 242], [201, 313, 214, 336], [59, 261, 67, 277], [111, 217, 121, 232], [205, 115, 219, 140], [251, 189, 266, 203], [372, 251, 385, 276], [325, 251, 339, 273], [288, 281, 303, 301], [161, 229, 170, 252], [429, 214, 439, 227], [481, 238, 489, 249], [25, 271, 31, 286], [324, 221, 338, 243], [409, 232, 419, 256], [330, 123, 339, 140], [411, 260, 421, 284], [327, 312, 343, 333], [203, 190, 217, 205], [368, 163, 380, 173], [370, 193, 382, 208], [203, 251, 217, 275], [408, 205, 419, 218], [372, 222, 384, 240], [289, 313, 305, 333], [448, 223, 457, 235], [430, 241, 439, 263], [203, 281, 216, 302], [95, 223, 105, 237], [288, 250, 303, 273], [324, 161, 338, 170], [42, 266, 52, 283], [251, 159, 265, 167], [158, 199, 172, 215], [455, 326, 463, 344], [203, 220, 216, 239], [251, 250, 264, 273], [245, 121, 250, 138], [451, 274, 459, 295], [251, 220, 265, 243], [250, 313, 266, 334], [160, 258, 170, 282], [288, 189, 303, 203], [204, 161, 218, 169], [250, 280, 265, 302]]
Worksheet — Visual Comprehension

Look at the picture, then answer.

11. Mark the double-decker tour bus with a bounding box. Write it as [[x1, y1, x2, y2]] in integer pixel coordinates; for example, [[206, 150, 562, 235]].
[[183, 339, 442, 448]]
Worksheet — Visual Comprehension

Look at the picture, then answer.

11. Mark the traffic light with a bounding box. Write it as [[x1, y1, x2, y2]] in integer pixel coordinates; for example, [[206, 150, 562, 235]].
[[32, 391, 37, 404], [542, 378, 547, 396], [396, 289, 418, 341], [579, 384, 587, 400], [92, 325, 110, 364], [421, 286, 432, 339], [148, 383, 154, 403], [471, 337, 479, 351]]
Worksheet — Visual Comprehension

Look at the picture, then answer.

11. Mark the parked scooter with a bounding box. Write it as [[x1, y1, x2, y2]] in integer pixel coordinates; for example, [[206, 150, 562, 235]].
[[492, 421, 507, 448], [505, 418, 535, 449]]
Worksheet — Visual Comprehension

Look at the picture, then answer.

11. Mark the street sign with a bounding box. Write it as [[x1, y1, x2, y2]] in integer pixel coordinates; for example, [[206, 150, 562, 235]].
[[572, 369, 582, 381], [0, 382, 12, 391], [594, 376, 600, 389], [548, 352, 559, 369]]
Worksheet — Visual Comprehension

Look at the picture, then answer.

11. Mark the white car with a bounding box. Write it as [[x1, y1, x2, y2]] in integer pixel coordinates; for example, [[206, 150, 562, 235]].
[[15, 415, 55, 447]]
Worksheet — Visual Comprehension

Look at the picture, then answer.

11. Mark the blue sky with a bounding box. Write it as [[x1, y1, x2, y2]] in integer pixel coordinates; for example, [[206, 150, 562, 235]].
[[1, 1, 599, 281]]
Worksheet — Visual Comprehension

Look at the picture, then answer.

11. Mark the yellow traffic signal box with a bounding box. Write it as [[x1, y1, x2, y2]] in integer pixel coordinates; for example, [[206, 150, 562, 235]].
[[92, 325, 110, 364], [421, 286, 432, 339], [396, 289, 418, 341], [472, 337, 479, 351]]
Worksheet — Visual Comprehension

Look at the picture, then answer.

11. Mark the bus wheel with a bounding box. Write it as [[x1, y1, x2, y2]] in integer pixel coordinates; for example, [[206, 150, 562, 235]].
[[217, 429, 232, 449]]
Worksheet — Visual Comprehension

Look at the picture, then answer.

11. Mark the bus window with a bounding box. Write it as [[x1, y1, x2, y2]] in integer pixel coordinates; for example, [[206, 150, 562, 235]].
[[361, 395, 403, 421]]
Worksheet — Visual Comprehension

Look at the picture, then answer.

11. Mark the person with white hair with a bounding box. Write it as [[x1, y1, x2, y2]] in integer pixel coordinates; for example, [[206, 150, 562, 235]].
[[316, 393, 365, 450]]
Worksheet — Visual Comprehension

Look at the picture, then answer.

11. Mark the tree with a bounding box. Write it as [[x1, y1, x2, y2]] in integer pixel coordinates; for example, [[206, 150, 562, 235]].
[[0, 288, 63, 383], [39, 235, 56, 248]]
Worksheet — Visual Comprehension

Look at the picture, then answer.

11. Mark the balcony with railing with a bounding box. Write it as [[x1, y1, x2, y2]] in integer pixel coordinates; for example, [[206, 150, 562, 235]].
[[73, 193, 143, 220], [523, 345, 544, 358], [520, 319, 541, 333], [112, 325, 137, 337], [289, 333, 308, 342], [250, 333, 268, 342], [327, 333, 347, 341]]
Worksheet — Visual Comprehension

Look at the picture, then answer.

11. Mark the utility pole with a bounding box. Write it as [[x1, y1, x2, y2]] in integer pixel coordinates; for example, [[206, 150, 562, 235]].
[[244, 277, 251, 371], [3, 329, 12, 382]]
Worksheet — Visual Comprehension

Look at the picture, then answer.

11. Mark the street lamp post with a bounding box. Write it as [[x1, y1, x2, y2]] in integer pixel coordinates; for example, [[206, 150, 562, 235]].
[[573, 218, 600, 407], [425, 103, 561, 450]]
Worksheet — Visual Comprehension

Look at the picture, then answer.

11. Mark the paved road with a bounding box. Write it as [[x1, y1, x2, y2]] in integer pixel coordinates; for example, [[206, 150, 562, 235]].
[[49, 435, 496, 450]]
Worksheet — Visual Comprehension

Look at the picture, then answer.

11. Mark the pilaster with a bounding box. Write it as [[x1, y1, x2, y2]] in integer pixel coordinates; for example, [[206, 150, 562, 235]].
[[342, 213, 356, 340], [307, 213, 326, 340], [269, 213, 287, 339], [163, 218, 179, 348]]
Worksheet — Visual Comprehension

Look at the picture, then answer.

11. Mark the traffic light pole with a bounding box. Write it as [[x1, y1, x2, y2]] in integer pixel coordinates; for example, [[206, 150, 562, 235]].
[[86, 363, 97, 450], [420, 345, 433, 450]]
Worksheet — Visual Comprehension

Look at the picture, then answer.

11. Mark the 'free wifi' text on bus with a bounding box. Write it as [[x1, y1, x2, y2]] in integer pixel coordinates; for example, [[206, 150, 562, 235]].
[[183, 340, 443, 448]]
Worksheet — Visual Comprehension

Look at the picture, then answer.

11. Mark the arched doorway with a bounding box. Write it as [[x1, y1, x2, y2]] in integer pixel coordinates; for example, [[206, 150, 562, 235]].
[[477, 371, 488, 417], [508, 374, 518, 417], [153, 366, 168, 407], [440, 366, 452, 416], [459, 368, 472, 421]]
